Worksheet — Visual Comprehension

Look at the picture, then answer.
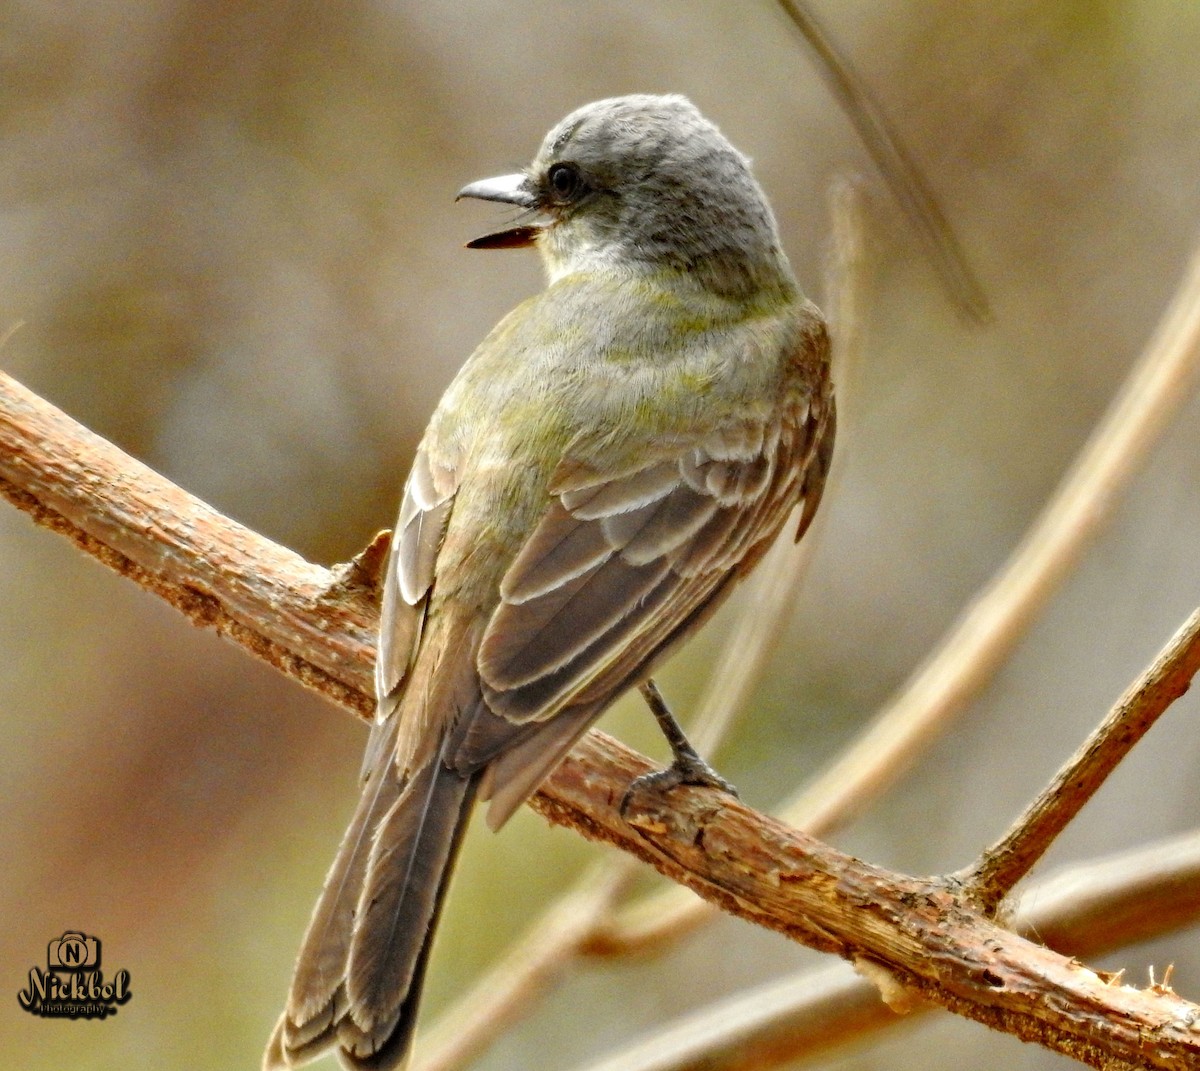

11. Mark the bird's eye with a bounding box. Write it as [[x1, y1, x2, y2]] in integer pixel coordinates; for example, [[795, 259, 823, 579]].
[[547, 162, 583, 201]]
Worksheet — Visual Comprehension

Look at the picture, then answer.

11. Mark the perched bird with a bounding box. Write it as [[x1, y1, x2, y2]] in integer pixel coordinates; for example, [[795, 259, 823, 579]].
[[266, 93, 835, 1071]]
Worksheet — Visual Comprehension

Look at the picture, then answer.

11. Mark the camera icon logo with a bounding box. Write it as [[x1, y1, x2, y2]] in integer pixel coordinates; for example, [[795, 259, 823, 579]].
[[47, 931, 100, 971], [18, 929, 130, 1019]]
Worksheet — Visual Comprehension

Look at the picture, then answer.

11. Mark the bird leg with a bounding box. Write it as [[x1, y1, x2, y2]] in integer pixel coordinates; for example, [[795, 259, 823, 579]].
[[622, 679, 738, 806]]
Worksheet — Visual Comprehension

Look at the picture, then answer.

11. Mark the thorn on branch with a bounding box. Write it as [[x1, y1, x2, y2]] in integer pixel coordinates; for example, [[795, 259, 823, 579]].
[[322, 528, 392, 599]]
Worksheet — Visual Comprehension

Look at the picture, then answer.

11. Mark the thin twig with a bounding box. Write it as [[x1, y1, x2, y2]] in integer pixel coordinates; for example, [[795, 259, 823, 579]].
[[561, 829, 1200, 1071], [958, 607, 1200, 912]]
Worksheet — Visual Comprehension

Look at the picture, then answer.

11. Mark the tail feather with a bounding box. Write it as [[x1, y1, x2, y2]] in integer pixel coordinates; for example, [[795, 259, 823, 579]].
[[341, 757, 477, 1060], [333, 887, 445, 1071], [479, 703, 598, 830], [278, 718, 404, 1049], [266, 723, 477, 1071]]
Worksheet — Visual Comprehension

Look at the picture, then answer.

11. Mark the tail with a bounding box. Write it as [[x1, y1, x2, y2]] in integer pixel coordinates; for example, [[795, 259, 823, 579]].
[[266, 721, 478, 1071]]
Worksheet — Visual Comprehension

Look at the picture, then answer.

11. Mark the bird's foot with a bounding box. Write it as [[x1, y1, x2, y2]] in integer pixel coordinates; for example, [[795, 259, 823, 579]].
[[620, 748, 738, 817]]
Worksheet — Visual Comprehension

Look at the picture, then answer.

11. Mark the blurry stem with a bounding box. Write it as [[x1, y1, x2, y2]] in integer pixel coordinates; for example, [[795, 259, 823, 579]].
[[784, 238, 1200, 832], [685, 513, 819, 757], [824, 176, 870, 411], [598, 223, 1200, 954], [957, 606, 1200, 913], [684, 176, 868, 757], [561, 829, 1200, 1071], [414, 864, 634, 1071], [775, 0, 990, 322]]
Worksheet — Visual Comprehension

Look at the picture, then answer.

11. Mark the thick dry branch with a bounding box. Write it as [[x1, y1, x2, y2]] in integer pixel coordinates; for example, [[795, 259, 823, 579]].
[[960, 608, 1200, 912], [2, 369, 1199, 1068], [566, 830, 1200, 1071], [538, 743, 1200, 1071], [0, 369, 377, 715]]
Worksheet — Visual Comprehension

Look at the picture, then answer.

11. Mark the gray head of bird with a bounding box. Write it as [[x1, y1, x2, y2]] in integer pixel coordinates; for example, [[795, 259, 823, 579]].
[[457, 94, 795, 300]]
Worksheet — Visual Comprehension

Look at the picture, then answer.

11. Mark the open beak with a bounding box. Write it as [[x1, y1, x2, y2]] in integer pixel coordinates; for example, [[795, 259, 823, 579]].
[[456, 173, 543, 249]]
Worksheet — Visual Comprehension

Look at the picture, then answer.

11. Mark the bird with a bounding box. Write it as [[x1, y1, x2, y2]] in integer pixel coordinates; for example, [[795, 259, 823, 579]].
[[265, 93, 835, 1071]]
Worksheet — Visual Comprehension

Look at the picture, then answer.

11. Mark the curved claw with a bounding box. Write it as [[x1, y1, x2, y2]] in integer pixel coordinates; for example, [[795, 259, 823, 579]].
[[619, 753, 738, 817]]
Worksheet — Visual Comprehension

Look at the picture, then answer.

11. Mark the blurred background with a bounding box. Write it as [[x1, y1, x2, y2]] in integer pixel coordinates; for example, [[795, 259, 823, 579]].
[[2, 2, 1199, 1069]]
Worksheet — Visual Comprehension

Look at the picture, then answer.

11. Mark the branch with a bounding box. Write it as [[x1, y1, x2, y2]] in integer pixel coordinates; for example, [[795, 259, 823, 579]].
[[538, 743, 1200, 1071], [774, 0, 990, 322], [959, 607, 1200, 912], [0, 370, 378, 716], [564, 829, 1200, 1071], [414, 864, 635, 1071], [3, 370, 1199, 1069]]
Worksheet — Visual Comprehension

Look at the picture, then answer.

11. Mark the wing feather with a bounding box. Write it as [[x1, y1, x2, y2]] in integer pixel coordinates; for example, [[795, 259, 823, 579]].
[[560, 460, 681, 517], [602, 484, 719, 564], [375, 444, 459, 706], [474, 398, 828, 736], [480, 556, 672, 690], [500, 502, 615, 604]]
